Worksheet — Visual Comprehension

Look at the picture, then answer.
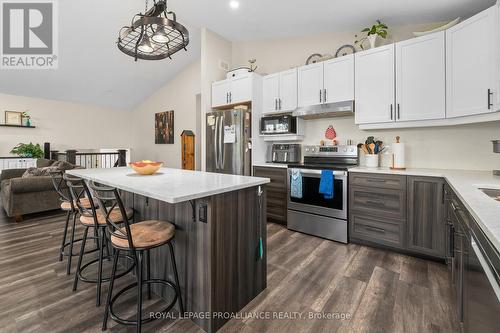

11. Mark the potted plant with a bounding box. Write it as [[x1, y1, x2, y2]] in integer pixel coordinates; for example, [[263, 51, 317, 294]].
[[10, 143, 44, 158], [355, 20, 389, 50]]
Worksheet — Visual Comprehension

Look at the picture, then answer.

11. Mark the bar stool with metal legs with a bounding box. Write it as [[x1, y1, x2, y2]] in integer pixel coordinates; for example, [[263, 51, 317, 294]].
[[50, 170, 97, 275], [64, 174, 135, 306], [88, 181, 184, 333]]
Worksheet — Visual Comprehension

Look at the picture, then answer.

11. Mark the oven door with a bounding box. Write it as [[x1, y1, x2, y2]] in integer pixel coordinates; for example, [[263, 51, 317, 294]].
[[287, 168, 347, 219]]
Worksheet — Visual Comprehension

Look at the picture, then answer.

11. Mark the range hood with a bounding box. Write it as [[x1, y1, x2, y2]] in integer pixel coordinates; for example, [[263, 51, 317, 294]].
[[293, 100, 354, 120]]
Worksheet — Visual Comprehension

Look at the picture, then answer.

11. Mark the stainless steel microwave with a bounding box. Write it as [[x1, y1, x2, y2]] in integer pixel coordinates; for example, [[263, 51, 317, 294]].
[[260, 114, 298, 135]]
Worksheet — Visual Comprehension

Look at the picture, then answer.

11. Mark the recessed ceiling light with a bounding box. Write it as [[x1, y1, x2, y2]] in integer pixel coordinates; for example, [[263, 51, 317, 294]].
[[229, 1, 239, 9]]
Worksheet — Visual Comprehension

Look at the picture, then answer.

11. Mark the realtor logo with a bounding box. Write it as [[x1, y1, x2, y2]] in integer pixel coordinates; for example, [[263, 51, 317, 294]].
[[1, 0, 58, 69]]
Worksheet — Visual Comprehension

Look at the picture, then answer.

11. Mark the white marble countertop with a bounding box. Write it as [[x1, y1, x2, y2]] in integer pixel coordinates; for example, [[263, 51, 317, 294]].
[[67, 167, 270, 204], [349, 167, 500, 252], [253, 162, 289, 169]]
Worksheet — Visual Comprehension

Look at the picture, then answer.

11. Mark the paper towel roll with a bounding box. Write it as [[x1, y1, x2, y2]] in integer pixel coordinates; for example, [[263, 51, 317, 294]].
[[392, 142, 405, 169]]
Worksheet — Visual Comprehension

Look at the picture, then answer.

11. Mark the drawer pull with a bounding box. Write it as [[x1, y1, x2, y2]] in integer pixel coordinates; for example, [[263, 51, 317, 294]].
[[367, 179, 386, 183], [365, 200, 384, 206], [365, 226, 386, 234]]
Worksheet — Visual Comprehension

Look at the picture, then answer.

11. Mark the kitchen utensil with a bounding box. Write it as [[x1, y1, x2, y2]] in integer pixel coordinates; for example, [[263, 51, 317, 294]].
[[368, 143, 376, 154]]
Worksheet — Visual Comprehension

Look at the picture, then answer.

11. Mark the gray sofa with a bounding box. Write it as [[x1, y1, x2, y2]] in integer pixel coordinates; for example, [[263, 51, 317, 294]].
[[0, 159, 76, 221]]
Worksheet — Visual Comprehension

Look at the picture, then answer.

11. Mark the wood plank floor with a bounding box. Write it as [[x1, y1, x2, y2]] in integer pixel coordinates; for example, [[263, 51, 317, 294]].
[[0, 205, 459, 333]]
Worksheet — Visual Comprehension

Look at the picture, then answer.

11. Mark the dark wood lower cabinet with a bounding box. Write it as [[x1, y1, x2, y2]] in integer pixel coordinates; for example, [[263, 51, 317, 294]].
[[349, 173, 446, 259], [406, 176, 446, 258], [253, 166, 287, 225], [121, 186, 267, 333]]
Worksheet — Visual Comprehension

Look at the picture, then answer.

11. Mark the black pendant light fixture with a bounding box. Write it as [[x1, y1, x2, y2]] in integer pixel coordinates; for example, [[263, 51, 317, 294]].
[[117, 0, 189, 61]]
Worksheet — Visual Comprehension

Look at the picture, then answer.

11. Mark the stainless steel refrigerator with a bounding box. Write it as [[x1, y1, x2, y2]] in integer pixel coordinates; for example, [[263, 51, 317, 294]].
[[206, 109, 251, 175]]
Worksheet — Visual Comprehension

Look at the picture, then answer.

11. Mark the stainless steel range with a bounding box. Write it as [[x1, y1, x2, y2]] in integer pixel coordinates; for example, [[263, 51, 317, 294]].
[[287, 145, 359, 243]]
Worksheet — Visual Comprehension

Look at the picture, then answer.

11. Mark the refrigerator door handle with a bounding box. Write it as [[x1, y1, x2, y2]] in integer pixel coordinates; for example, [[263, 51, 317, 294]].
[[214, 115, 219, 169], [219, 115, 225, 170]]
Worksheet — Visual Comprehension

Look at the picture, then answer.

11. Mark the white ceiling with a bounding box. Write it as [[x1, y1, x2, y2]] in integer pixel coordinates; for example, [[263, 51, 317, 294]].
[[177, 0, 496, 41], [0, 0, 201, 110], [0, 0, 495, 110]]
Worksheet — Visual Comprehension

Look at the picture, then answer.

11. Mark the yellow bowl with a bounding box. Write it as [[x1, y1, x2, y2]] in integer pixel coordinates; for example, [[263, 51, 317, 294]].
[[129, 161, 163, 175]]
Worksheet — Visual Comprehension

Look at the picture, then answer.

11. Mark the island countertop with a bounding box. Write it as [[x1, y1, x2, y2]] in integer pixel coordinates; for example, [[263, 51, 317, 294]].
[[67, 167, 270, 204]]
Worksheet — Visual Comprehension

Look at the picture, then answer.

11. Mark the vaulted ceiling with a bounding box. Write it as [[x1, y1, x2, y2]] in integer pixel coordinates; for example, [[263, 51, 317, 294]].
[[0, 0, 494, 110]]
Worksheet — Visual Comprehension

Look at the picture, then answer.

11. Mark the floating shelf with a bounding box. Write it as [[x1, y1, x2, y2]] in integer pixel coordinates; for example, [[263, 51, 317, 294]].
[[0, 124, 36, 128]]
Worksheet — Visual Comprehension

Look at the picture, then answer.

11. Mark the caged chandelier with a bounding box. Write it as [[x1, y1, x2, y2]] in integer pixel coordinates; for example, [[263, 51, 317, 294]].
[[117, 0, 189, 61]]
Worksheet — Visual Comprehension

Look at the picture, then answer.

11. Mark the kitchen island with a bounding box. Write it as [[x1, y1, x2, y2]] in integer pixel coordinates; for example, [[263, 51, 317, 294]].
[[67, 167, 270, 333]]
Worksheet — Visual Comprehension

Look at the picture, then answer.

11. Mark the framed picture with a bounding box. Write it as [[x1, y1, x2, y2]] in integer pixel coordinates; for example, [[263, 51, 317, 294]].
[[5, 111, 22, 125], [155, 110, 174, 144]]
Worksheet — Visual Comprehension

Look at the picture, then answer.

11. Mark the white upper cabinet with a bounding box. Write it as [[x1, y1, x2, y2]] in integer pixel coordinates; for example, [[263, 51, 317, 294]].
[[496, 1, 500, 110], [446, 5, 498, 118], [211, 74, 253, 108], [262, 69, 297, 114], [279, 68, 298, 112], [355, 44, 395, 124], [262, 73, 280, 113], [228, 74, 253, 105], [298, 62, 324, 107], [211, 79, 230, 108], [323, 55, 355, 103], [396, 31, 446, 121]]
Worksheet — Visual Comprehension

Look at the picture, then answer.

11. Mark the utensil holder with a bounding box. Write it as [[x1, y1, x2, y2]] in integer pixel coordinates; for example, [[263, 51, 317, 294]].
[[365, 154, 379, 168]]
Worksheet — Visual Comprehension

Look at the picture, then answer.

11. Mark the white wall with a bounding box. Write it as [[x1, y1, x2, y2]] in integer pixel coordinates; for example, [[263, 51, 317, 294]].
[[200, 28, 233, 170], [131, 60, 201, 169], [231, 24, 500, 171], [0, 93, 132, 156]]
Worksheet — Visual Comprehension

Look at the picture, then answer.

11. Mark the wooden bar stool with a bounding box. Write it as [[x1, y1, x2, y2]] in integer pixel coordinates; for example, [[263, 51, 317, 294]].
[[50, 170, 96, 275], [64, 174, 135, 306], [88, 181, 184, 333]]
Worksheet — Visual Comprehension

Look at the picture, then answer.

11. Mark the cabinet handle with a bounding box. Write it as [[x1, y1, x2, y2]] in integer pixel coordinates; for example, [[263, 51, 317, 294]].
[[275, 99, 278, 110], [367, 179, 386, 183], [279, 98, 282, 110], [397, 104, 401, 119], [488, 89, 493, 110], [365, 226, 386, 234], [365, 200, 384, 206], [323, 89, 327, 103], [226, 93, 229, 104], [229, 92, 232, 103], [390, 104, 393, 120], [319, 90, 322, 103]]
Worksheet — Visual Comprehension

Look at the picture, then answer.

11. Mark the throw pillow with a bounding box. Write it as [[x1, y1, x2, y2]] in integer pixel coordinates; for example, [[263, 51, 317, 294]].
[[51, 160, 75, 171], [22, 166, 61, 178]]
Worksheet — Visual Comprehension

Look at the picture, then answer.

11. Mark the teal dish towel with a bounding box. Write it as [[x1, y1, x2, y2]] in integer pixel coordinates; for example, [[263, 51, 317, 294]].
[[290, 169, 303, 199], [319, 170, 334, 199]]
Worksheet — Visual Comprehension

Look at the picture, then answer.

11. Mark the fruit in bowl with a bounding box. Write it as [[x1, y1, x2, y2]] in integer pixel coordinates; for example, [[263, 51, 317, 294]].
[[129, 160, 163, 175]]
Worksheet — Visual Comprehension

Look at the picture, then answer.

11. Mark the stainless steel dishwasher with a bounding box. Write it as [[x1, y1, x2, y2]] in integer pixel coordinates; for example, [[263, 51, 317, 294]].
[[465, 218, 500, 332]]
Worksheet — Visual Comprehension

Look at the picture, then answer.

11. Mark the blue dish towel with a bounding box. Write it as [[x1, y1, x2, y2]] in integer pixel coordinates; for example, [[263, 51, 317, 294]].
[[319, 170, 334, 199], [290, 169, 303, 199]]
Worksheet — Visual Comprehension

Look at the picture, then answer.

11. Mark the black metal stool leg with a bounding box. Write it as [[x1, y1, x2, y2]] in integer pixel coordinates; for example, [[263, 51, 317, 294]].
[[168, 242, 184, 314], [102, 249, 120, 331], [136, 251, 143, 333], [59, 210, 70, 261], [73, 226, 89, 291], [146, 249, 151, 300], [96, 228, 105, 307], [66, 211, 78, 275]]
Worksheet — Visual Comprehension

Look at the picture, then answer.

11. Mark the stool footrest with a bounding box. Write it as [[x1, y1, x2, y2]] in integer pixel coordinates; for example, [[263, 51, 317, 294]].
[[77, 254, 135, 284], [109, 279, 179, 326]]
